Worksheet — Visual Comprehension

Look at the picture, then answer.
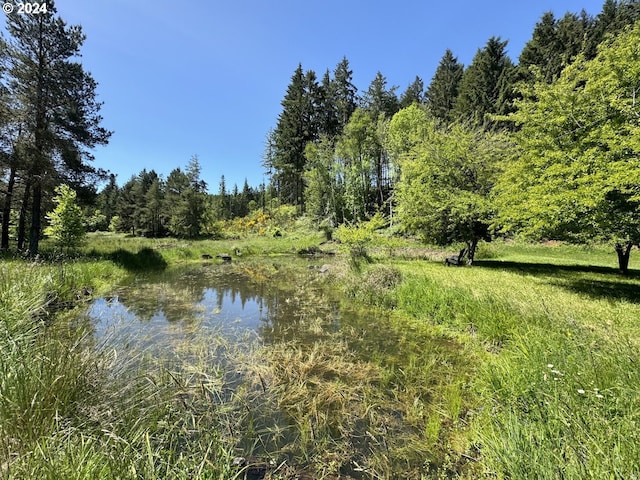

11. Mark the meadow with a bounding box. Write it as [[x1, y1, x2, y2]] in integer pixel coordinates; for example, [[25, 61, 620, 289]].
[[1, 232, 638, 479]]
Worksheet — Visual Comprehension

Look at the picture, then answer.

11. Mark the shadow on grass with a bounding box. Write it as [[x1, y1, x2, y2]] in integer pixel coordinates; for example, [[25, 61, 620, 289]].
[[106, 247, 168, 272], [475, 260, 640, 303]]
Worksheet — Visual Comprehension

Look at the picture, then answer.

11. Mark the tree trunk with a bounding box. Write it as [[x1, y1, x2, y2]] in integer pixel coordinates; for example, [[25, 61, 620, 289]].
[[17, 179, 31, 251], [615, 242, 633, 275], [1, 165, 16, 250], [466, 237, 479, 266], [28, 179, 42, 256]]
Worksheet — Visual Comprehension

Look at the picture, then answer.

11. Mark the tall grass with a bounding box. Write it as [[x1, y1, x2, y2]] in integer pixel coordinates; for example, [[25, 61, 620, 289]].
[[4, 235, 638, 479], [0, 256, 240, 479], [387, 243, 640, 478]]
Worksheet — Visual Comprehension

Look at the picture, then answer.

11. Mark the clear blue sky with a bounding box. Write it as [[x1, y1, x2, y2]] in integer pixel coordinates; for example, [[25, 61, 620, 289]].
[[14, 0, 606, 192]]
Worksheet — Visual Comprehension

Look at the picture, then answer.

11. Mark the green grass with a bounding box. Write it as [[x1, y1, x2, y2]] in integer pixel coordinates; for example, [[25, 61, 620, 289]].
[[381, 242, 640, 478], [2, 234, 639, 478]]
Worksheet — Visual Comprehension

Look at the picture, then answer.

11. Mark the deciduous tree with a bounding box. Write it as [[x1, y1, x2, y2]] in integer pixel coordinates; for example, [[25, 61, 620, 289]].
[[495, 24, 640, 273]]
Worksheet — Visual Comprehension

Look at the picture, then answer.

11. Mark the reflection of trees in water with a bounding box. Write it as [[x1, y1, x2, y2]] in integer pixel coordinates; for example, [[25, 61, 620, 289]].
[[112, 266, 271, 324], [98, 263, 346, 349]]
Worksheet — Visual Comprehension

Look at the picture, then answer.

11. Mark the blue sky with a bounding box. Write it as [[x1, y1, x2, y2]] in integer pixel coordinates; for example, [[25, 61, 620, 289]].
[[14, 0, 605, 192]]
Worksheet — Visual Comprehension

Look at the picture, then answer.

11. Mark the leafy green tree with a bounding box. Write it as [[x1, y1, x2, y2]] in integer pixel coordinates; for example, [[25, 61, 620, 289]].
[[426, 49, 464, 123], [360, 73, 398, 208], [388, 104, 510, 263], [494, 23, 640, 273], [454, 37, 516, 127], [304, 136, 341, 224], [4, 0, 111, 255], [44, 184, 86, 251], [336, 109, 378, 221]]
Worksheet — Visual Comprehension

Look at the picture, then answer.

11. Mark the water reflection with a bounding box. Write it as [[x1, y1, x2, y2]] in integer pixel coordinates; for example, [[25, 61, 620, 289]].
[[84, 262, 338, 354]]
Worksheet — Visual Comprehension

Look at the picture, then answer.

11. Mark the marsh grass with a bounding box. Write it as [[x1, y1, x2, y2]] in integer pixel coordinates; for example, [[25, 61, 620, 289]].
[[4, 235, 639, 479]]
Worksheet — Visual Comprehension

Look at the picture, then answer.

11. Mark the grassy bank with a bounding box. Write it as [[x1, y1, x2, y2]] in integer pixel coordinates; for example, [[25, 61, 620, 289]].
[[344, 241, 640, 478], [1, 235, 639, 478]]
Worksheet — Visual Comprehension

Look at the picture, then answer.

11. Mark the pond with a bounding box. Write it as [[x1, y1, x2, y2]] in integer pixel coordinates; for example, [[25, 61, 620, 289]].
[[80, 259, 472, 478]]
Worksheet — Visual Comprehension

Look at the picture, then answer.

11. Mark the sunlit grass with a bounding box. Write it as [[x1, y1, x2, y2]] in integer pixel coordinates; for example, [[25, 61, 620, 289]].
[[385, 242, 640, 478], [3, 234, 639, 478]]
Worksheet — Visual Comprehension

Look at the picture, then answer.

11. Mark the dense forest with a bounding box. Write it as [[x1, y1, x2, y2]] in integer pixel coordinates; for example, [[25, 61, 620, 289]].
[[1, 0, 640, 270]]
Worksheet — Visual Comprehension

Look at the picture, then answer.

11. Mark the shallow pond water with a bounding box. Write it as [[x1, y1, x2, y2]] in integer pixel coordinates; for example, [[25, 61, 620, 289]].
[[81, 259, 471, 478], [85, 261, 340, 357]]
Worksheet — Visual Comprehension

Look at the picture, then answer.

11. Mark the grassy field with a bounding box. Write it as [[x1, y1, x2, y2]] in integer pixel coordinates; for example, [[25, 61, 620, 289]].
[[1, 233, 639, 478]]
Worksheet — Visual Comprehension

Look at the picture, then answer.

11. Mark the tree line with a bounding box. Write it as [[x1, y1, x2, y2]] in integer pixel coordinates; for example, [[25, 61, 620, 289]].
[[265, 0, 640, 271], [88, 156, 268, 238], [2, 0, 639, 270]]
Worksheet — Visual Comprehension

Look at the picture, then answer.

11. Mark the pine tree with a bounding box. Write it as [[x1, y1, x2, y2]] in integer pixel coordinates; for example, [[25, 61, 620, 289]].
[[399, 76, 425, 109], [454, 37, 516, 127], [332, 57, 358, 133], [96, 173, 119, 225], [44, 184, 86, 252], [316, 69, 339, 139], [518, 12, 560, 83], [4, 0, 111, 255], [426, 49, 464, 123], [361, 72, 399, 120], [586, 0, 640, 59], [272, 64, 319, 208], [216, 174, 229, 220]]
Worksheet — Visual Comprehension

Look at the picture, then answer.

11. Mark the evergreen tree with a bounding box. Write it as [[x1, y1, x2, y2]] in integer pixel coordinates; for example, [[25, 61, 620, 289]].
[[116, 176, 138, 235], [317, 69, 339, 139], [216, 174, 229, 220], [96, 173, 119, 225], [518, 12, 561, 83], [332, 57, 358, 133], [165, 167, 189, 236], [44, 184, 86, 252], [454, 37, 516, 127], [143, 177, 164, 237], [4, 0, 111, 255], [272, 64, 319, 208], [426, 49, 464, 123], [399, 76, 425, 109], [586, 0, 640, 59], [360, 72, 399, 120], [180, 155, 207, 237]]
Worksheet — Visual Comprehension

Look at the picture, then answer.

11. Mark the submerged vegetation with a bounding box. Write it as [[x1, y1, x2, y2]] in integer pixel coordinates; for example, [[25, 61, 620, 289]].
[[1, 233, 639, 478]]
